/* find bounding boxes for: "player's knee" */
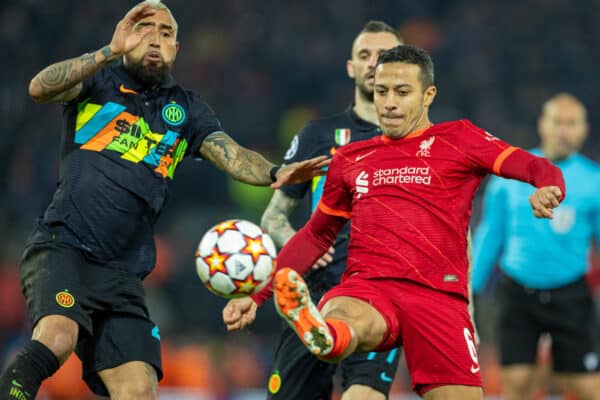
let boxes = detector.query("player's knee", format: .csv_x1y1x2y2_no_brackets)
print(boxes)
101,362,158,400
342,384,386,400
111,380,158,400
32,315,78,363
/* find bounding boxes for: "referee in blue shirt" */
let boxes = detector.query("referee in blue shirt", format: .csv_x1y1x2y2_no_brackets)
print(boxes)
473,93,600,400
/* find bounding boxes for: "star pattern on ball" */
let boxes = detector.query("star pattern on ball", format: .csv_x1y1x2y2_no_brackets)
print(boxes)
242,237,269,263
203,249,228,274
214,220,238,235
234,275,259,294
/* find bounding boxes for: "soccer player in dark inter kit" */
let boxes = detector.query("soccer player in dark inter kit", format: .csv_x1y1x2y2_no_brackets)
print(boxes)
0,2,328,399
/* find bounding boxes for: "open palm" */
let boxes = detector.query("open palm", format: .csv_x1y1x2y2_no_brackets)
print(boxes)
109,4,157,55
271,156,330,189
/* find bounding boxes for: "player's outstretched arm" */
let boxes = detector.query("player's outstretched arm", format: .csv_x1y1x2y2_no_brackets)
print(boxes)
495,149,565,219
29,3,156,103
250,207,346,309
199,132,329,186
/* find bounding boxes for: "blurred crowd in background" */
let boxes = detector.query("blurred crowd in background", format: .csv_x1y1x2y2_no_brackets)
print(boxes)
0,0,599,398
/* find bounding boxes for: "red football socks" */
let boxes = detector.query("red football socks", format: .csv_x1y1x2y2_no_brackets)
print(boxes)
323,318,353,359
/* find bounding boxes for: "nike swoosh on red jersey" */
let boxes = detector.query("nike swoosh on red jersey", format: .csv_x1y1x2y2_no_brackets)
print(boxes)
355,150,376,162
470,364,480,374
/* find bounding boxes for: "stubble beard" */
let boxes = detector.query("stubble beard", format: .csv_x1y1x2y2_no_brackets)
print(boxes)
357,81,374,102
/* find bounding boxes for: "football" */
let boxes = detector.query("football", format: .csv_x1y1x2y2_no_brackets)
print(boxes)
195,219,277,298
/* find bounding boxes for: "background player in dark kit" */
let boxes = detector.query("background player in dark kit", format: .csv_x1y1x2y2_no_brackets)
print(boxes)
0,2,327,399
259,21,402,400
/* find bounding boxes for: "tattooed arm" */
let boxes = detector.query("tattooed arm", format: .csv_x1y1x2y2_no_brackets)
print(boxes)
28,4,157,103
200,132,276,185
261,190,299,247
199,132,330,187
29,47,116,103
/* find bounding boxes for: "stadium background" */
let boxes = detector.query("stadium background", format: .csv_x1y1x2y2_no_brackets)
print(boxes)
0,0,599,398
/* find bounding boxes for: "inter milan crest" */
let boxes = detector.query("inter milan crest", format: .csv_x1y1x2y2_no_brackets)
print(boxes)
162,102,186,126
335,128,351,146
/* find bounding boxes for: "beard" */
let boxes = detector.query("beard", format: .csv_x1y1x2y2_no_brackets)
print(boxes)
357,81,374,102
124,57,171,88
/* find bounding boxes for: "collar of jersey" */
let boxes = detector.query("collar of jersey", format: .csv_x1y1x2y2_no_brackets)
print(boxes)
381,123,434,143
345,105,379,131
111,61,177,91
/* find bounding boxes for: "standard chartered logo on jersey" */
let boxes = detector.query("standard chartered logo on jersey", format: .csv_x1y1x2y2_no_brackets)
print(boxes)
373,166,432,185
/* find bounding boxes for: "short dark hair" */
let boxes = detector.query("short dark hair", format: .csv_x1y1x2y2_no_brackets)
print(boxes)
377,45,435,88
359,20,403,43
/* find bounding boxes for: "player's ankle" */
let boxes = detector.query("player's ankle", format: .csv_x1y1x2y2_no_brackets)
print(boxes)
0,340,60,399
322,318,355,360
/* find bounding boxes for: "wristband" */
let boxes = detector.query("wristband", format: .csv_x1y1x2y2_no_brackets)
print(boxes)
270,165,281,183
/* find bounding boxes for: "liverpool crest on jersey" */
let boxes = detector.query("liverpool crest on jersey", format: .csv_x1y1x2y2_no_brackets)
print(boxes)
417,136,435,157
335,129,351,146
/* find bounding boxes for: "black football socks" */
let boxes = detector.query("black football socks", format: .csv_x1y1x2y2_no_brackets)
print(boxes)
0,340,60,400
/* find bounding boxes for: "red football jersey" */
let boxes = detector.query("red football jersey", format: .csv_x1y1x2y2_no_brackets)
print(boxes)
318,119,519,299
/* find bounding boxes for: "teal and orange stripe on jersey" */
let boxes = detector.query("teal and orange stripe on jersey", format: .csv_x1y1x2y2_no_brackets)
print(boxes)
74,101,188,178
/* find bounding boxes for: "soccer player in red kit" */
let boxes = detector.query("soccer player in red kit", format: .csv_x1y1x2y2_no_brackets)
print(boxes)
223,45,565,399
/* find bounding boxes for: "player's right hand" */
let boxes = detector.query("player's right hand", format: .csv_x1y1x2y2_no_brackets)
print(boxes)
222,297,257,331
109,3,157,56
529,186,562,219
312,246,335,270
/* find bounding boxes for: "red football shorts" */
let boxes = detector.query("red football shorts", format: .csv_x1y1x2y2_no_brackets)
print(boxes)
318,275,482,395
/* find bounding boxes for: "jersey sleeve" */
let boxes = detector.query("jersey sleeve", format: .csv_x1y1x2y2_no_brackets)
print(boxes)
280,122,322,199
317,151,352,218
66,68,106,105
472,176,507,294
186,93,223,158
457,120,516,174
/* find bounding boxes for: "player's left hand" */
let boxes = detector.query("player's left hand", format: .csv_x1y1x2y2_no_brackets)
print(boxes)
271,156,330,189
222,297,257,331
529,186,562,219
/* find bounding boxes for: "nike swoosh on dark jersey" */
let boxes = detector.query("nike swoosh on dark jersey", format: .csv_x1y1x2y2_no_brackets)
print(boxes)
119,84,138,95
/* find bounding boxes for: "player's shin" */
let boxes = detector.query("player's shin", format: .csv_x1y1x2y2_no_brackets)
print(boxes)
0,340,60,400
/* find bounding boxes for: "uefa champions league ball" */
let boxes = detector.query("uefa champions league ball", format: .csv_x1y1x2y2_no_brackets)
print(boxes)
195,219,277,298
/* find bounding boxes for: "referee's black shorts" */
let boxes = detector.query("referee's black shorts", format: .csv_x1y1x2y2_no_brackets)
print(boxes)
498,274,599,373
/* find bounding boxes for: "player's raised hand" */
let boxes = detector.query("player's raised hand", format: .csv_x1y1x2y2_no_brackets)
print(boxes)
222,297,258,331
109,3,157,56
529,186,563,219
312,246,335,270
271,156,330,189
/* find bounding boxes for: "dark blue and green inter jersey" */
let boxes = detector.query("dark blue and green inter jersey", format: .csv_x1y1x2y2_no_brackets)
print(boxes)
32,62,221,277
280,107,380,294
